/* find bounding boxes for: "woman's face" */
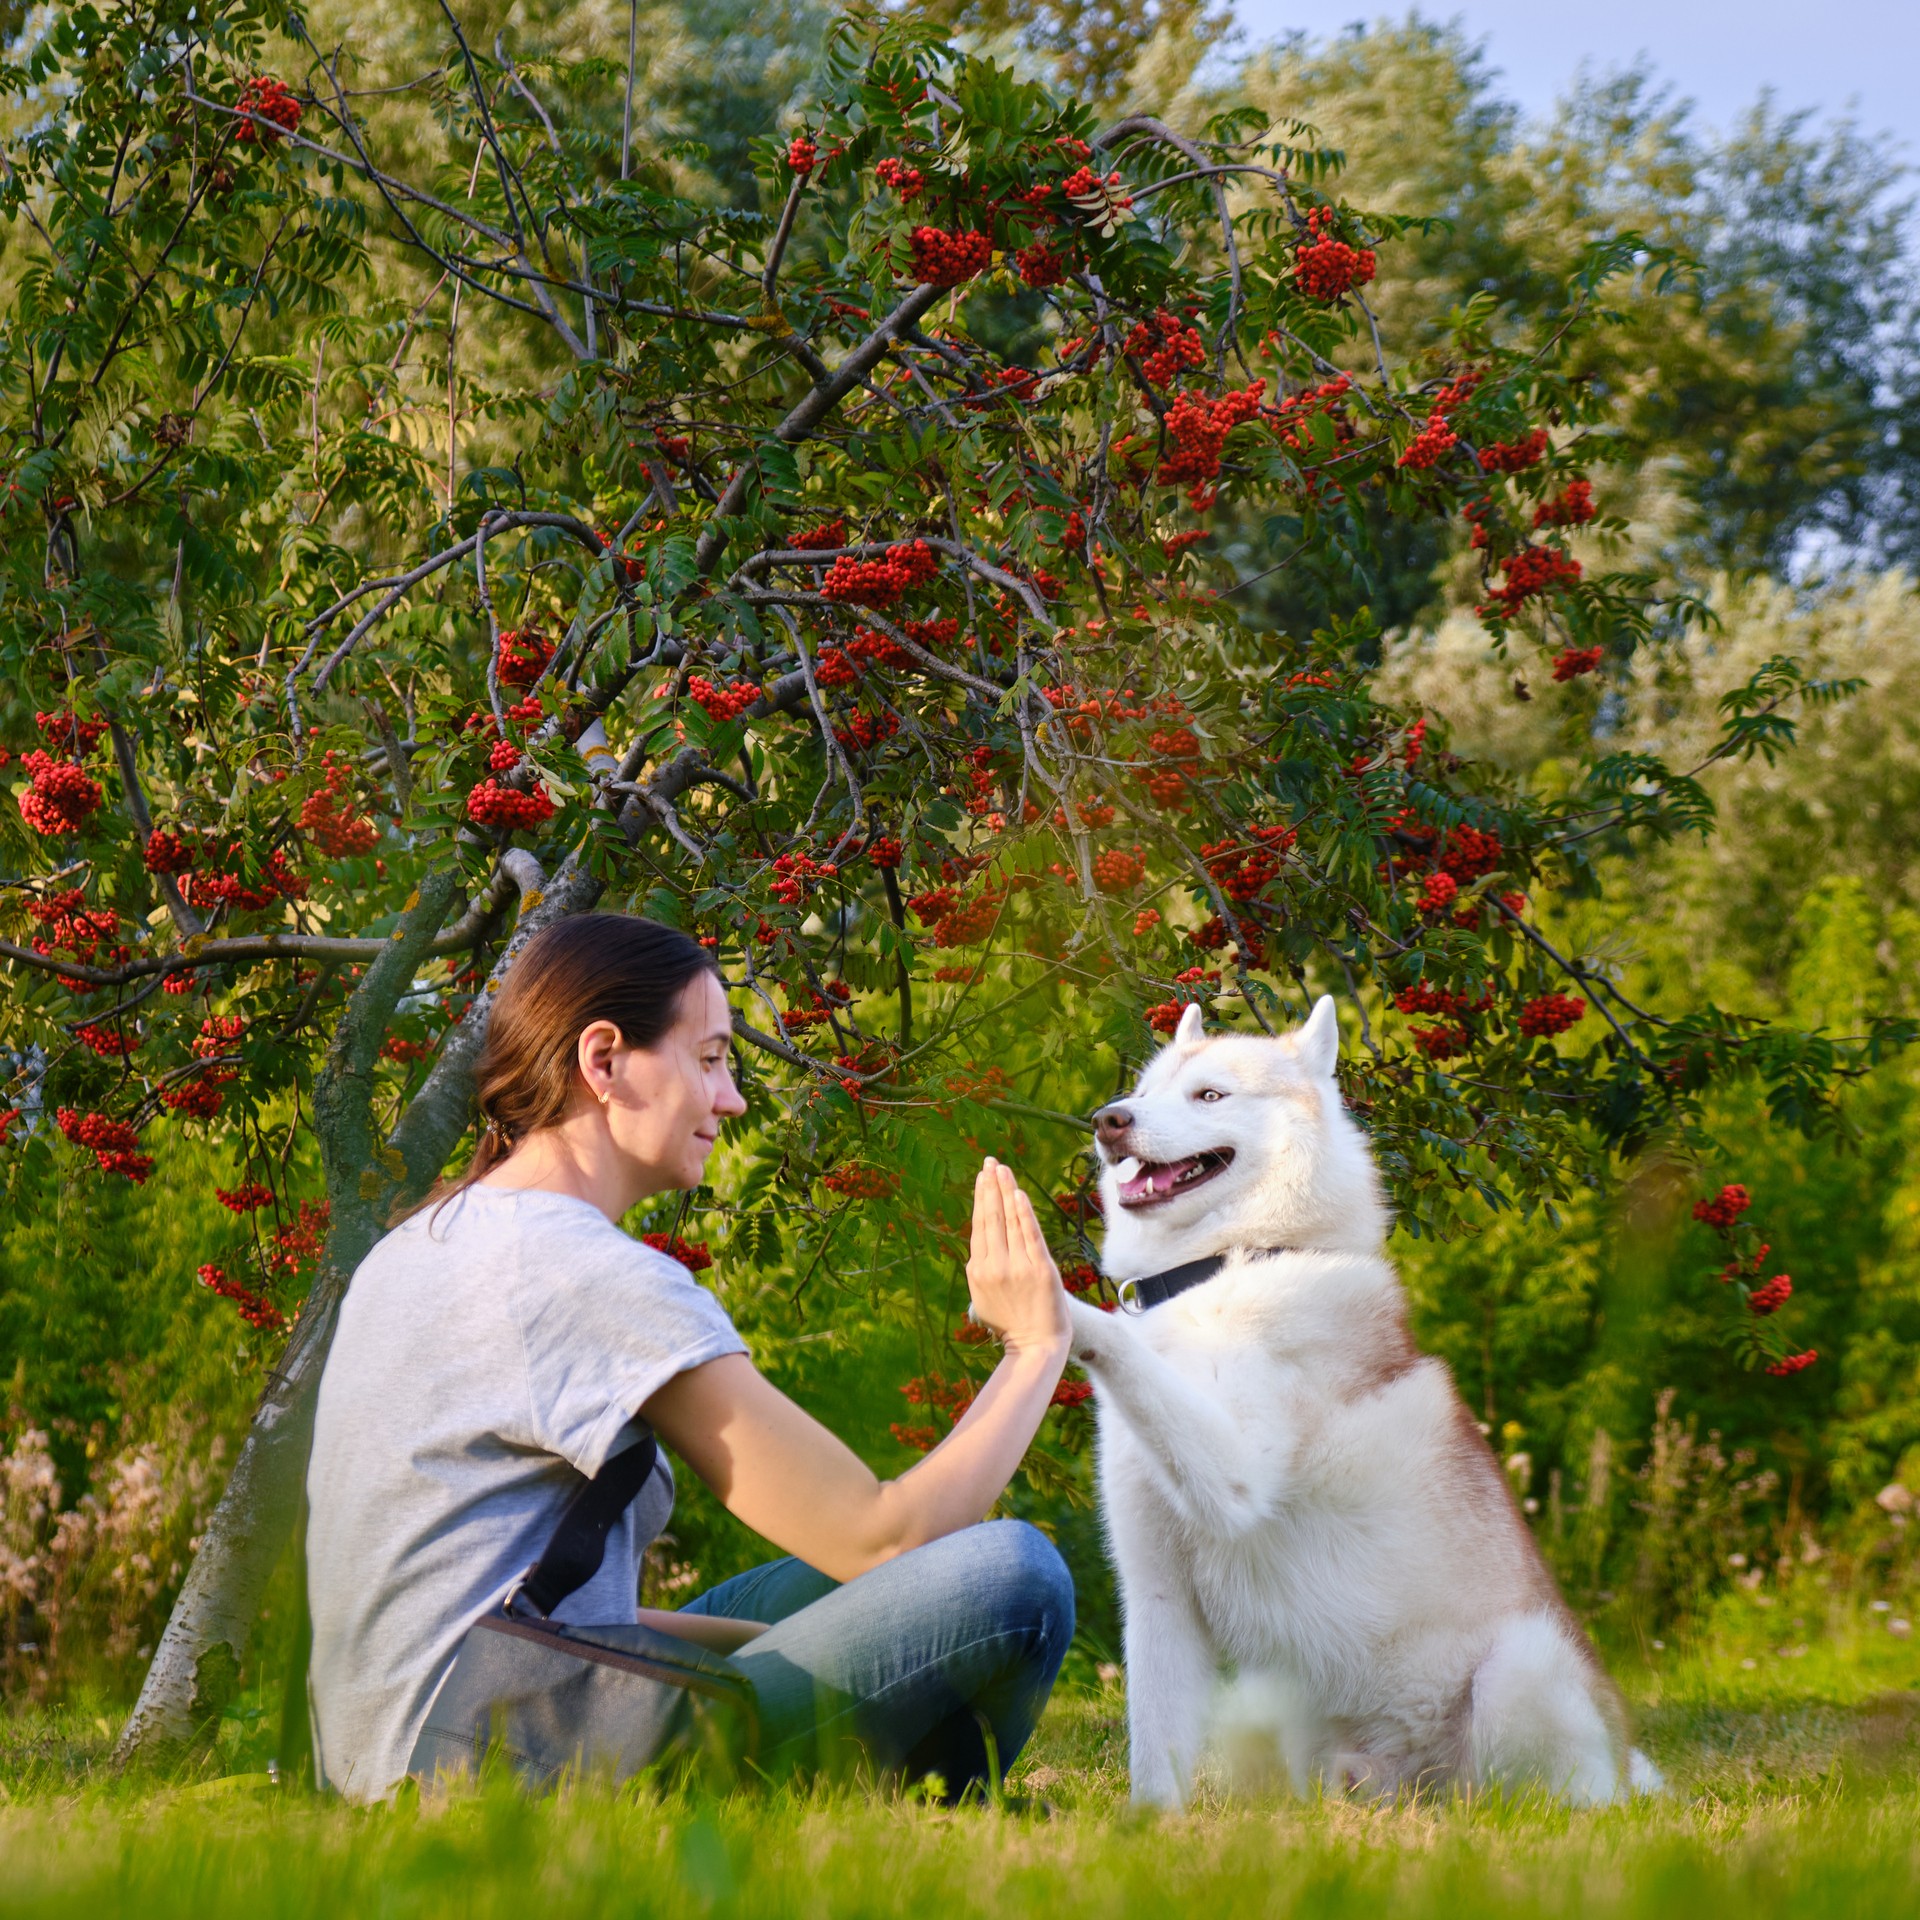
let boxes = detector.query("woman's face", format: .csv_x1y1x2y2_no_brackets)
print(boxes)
593,973,747,1194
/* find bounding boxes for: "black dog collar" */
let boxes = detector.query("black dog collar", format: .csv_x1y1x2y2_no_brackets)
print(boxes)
1120,1247,1296,1312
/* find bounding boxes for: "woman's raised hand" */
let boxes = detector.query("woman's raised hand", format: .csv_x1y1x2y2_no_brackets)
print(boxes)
966,1158,1071,1356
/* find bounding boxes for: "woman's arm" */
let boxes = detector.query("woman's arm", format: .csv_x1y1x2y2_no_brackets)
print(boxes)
640,1159,1070,1584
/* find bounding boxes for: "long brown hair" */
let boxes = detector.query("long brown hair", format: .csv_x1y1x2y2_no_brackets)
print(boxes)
409,913,719,1222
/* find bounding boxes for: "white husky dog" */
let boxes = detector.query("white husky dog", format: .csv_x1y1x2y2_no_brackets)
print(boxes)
1066,996,1659,1807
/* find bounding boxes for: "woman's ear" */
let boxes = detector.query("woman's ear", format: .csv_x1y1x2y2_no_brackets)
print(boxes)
576,1019,623,1107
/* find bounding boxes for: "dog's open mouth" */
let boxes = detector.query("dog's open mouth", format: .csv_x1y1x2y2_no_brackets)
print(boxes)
1113,1148,1235,1209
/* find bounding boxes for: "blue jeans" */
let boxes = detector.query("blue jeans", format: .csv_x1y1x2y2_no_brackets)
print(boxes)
677,1519,1074,1793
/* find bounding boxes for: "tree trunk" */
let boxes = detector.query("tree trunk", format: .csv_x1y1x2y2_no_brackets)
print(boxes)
115,860,602,1762
115,873,459,1761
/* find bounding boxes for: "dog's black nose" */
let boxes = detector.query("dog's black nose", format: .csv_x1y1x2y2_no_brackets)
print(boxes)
1092,1104,1133,1144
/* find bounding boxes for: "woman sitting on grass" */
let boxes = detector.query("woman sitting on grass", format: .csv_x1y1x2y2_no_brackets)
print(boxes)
305,913,1075,1802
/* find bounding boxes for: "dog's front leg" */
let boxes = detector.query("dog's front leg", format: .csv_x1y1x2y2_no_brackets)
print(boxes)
1120,1576,1215,1808
1068,1298,1284,1535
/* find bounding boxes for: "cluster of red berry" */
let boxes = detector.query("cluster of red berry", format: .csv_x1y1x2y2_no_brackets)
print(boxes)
786,134,817,174
381,1035,434,1064
1412,1021,1472,1060
1477,429,1550,473
1748,1274,1793,1316
217,1182,275,1214
865,835,904,869
1417,871,1461,914
818,539,939,607
1397,413,1459,471
823,1164,898,1199
768,850,839,906
847,626,911,670
1157,381,1265,488
1144,1002,1185,1034
832,709,900,754
57,1107,152,1182
1440,824,1504,882
1393,981,1487,1018
1090,848,1145,893
235,75,303,146
641,1232,713,1271
1200,825,1293,903
22,898,117,985
162,1077,224,1119
1015,242,1066,288
1125,311,1207,388
466,777,557,830
1517,992,1588,1038
1481,545,1582,619
197,1263,285,1331
1076,797,1116,828
1051,1379,1094,1409
72,1021,136,1058
1693,1184,1750,1230
908,225,992,287
144,827,193,874
264,1199,330,1276
488,740,524,772
182,848,306,912
1293,207,1376,300
928,889,1002,946
36,710,109,753
19,751,104,835
686,675,763,721
1552,645,1604,682
814,645,857,688
874,156,924,201
497,627,554,687
1132,907,1161,936
1534,479,1596,528
195,1014,244,1057
1162,529,1207,560
901,614,962,649
1767,1348,1818,1377
943,1064,1012,1104
791,514,847,550
298,751,378,857
1269,375,1353,455
1059,164,1134,215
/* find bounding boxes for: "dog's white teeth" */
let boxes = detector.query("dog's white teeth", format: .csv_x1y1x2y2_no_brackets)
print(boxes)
1114,1157,1142,1183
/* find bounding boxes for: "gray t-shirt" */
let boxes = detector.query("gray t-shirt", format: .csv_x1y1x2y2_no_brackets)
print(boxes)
305,1184,746,1800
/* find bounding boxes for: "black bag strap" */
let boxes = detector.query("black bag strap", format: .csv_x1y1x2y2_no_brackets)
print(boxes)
510,1429,659,1620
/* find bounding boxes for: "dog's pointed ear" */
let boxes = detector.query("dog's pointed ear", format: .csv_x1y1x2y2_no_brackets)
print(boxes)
1174,1002,1206,1047
1295,995,1339,1076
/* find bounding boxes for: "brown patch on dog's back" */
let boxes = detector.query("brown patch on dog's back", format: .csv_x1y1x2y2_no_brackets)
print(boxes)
1433,1392,1631,1753
1340,1291,1421,1401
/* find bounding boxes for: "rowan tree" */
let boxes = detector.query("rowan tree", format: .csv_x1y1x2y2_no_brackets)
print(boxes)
0,1,1902,1754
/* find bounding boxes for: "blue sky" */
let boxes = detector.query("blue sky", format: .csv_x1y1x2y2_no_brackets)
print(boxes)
1231,3,1920,162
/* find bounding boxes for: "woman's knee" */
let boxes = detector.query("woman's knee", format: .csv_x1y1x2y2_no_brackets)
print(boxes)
967,1519,1075,1651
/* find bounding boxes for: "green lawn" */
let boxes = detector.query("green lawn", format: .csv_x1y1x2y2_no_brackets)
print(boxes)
4,1618,1918,1919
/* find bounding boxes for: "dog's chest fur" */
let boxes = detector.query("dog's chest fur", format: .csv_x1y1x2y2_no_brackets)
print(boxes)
1092,1252,1549,1744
